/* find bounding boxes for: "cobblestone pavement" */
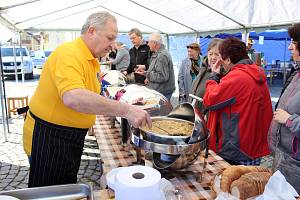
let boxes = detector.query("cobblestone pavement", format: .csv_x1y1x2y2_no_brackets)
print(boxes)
0,116,102,191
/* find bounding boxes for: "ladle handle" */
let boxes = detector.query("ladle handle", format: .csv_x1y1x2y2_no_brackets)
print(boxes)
189,94,203,107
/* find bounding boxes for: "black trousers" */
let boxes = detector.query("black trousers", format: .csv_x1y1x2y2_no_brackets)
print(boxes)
28,111,88,187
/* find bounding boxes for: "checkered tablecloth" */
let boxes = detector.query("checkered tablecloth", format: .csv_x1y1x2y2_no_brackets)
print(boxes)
94,115,230,200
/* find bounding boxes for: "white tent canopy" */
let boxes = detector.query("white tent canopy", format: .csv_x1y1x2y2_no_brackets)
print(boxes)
1,0,300,35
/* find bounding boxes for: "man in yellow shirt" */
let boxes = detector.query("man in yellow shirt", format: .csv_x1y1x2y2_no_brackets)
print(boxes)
23,11,151,187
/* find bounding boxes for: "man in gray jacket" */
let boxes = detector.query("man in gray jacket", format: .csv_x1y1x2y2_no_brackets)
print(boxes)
109,41,130,72
136,32,175,100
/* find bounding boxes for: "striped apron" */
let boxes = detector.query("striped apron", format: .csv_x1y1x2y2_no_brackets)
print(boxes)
28,111,88,187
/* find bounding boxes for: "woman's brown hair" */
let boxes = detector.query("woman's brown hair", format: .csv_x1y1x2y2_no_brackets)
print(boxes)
288,23,300,52
219,37,249,64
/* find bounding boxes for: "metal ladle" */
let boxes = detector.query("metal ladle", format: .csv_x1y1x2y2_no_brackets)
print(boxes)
168,94,204,144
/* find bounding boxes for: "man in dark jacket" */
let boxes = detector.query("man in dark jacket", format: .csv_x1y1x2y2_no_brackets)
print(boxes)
123,28,151,84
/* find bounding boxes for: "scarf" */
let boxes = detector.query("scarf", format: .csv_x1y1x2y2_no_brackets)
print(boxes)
190,58,201,79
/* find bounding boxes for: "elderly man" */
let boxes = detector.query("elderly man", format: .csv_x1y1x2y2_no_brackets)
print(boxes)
23,12,151,187
108,41,130,72
136,32,175,100
123,28,150,84
178,42,202,102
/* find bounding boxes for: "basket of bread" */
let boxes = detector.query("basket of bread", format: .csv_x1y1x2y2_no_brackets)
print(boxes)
212,165,272,200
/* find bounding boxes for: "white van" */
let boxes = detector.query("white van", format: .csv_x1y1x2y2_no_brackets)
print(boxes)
1,46,34,79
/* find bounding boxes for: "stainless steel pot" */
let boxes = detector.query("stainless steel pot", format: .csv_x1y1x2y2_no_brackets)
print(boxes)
131,132,209,170
132,99,210,170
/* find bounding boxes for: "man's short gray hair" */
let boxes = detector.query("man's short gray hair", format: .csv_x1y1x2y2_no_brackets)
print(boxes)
81,11,117,34
149,32,162,44
128,28,143,37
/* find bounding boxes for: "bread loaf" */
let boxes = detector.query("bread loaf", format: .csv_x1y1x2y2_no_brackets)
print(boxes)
230,172,272,199
220,165,270,192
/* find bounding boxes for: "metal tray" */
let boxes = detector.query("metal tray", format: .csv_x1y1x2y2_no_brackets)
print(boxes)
0,183,93,200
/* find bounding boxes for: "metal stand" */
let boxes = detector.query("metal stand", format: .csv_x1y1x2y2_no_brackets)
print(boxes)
132,132,208,181
197,141,209,182
132,128,142,164
132,133,209,180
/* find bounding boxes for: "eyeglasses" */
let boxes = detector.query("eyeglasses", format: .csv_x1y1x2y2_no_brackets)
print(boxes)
186,46,199,50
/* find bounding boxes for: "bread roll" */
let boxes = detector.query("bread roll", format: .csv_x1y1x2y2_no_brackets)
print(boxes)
220,165,270,192
230,172,272,199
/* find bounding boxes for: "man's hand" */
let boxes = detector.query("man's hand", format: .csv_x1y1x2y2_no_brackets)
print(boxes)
136,65,146,72
122,71,128,75
211,59,223,74
144,78,149,85
125,105,152,128
273,108,291,124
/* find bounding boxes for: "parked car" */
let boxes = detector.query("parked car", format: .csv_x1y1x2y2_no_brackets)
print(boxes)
32,50,52,68
1,46,34,79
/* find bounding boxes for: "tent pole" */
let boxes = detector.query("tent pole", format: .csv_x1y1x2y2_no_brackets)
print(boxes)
283,36,287,84
19,32,25,83
13,39,19,83
0,0,41,11
242,29,249,44
0,42,8,141
166,34,170,51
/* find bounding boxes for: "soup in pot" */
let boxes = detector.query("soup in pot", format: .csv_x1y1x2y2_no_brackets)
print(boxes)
141,119,193,136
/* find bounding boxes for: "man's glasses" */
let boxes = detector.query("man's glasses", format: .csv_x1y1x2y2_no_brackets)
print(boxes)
186,46,198,50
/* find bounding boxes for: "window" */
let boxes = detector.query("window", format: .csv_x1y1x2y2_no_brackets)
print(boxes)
1,47,28,57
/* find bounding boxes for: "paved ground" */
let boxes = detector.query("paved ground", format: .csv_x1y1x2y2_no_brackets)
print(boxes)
0,70,283,192
0,117,102,191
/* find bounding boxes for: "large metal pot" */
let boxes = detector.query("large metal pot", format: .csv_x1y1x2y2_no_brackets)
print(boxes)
132,100,210,170
132,133,208,170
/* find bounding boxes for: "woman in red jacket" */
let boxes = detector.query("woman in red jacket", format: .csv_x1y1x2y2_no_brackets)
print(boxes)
203,37,273,165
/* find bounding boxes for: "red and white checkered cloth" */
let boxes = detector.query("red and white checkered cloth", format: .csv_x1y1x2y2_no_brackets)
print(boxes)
94,115,230,200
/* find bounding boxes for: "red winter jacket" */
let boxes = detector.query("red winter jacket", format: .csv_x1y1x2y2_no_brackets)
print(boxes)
203,61,272,161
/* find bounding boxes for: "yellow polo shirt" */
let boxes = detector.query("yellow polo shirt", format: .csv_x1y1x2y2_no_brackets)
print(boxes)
23,37,100,155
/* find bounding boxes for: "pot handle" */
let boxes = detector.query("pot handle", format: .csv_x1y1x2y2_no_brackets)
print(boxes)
188,94,203,107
